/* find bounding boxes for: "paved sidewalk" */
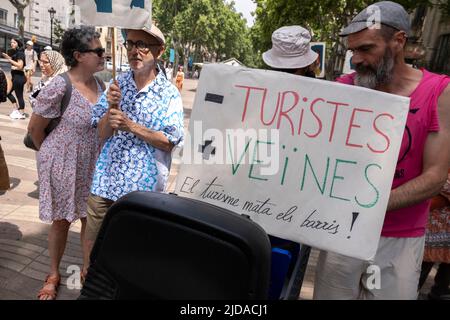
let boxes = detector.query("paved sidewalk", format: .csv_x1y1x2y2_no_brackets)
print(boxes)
0,78,197,300
0,76,435,300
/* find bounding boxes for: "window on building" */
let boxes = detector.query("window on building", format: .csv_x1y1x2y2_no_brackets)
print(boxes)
14,14,18,28
433,34,450,75
0,9,7,25
0,37,6,52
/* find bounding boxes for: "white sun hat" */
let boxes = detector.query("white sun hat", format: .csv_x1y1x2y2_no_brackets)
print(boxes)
262,26,318,69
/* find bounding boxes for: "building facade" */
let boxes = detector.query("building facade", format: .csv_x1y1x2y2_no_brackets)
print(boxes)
402,2,450,75
0,0,71,52
420,4,450,74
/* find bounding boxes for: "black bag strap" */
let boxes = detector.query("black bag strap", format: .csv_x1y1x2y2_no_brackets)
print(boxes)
59,72,72,115
44,72,72,134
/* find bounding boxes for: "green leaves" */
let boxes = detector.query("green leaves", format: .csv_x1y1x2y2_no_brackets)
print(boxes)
251,0,447,78
153,0,256,67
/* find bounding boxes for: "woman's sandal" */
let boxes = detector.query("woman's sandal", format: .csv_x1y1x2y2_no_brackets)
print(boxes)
37,274,60,300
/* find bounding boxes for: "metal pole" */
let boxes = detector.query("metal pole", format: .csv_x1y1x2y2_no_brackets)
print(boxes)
50,18,53,47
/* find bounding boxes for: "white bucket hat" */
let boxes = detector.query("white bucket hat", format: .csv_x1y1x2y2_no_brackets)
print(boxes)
262,26,318,69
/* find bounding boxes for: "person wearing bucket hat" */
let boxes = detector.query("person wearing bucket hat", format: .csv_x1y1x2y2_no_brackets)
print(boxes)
24,40,38,92
84,23,184,277
262,26,319,77
313,1,450,300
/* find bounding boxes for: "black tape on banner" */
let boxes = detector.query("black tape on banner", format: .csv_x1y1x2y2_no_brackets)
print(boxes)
205,93,224,104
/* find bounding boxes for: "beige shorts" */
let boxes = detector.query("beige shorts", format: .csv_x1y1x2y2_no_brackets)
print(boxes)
86,194,114,242
313,236,425,300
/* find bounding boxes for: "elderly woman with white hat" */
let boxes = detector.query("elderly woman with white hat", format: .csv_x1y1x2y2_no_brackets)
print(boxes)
262,25,319,77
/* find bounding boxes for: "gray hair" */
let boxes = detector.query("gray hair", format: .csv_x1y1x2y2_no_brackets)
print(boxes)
61,26,100,67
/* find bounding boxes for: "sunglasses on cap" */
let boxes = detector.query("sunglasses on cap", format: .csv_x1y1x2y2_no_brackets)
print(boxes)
78,47,105,57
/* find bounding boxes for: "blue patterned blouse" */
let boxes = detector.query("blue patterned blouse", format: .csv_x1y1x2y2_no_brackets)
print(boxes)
91,71,184,201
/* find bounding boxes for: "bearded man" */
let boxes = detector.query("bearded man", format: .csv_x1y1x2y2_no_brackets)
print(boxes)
313,1,450,299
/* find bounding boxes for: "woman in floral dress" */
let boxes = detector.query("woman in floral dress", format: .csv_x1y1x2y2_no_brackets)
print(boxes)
27,26,105,300
419,169,450,299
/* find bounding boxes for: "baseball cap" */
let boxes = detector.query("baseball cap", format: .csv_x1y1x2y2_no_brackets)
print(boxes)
340,1,411,37
142,24,165,45
262,26,319,69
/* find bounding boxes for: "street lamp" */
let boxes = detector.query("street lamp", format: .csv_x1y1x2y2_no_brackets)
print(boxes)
48,7,56,48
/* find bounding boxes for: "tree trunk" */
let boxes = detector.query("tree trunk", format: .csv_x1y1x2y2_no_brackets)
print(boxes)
183,42,190,76
17,9,25,45
9,1,30,45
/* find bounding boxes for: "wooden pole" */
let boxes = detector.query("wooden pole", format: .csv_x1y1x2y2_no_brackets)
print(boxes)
112,27,116,80
111,27,117,136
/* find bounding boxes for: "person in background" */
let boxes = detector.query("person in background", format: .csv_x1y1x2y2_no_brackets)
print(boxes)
0,138,9,192
418,169,450,300
29,50,68,106
0,67,8,104
28,26,105,300
262,25,319,78
261,25,319,298
166,62,173,82
2,38,26,119
175,65,184,91
24,40,38,93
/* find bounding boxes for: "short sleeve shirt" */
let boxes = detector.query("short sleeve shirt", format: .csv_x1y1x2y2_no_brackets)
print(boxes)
91,71,184,201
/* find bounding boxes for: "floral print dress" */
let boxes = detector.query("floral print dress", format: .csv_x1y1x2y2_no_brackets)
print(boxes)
34,75,102,223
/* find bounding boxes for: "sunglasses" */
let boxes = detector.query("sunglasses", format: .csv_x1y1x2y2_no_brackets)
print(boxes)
124,40,160,52
79,47,105,57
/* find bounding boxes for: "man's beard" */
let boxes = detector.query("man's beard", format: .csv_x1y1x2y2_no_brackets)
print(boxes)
354,48,394,89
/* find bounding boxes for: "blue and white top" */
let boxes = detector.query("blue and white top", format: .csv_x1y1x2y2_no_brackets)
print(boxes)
91,71,184,201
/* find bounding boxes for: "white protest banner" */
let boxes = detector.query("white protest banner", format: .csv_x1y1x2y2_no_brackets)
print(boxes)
175,64,410,261
74,0,152,29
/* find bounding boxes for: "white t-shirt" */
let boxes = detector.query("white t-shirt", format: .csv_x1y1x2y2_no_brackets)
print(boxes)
24,48,38,71
166,68,173,81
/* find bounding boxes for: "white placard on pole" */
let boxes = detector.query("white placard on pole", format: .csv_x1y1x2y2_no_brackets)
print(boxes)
175,64,410,261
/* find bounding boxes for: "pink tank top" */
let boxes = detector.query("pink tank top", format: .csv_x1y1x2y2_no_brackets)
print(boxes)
337,69,450,237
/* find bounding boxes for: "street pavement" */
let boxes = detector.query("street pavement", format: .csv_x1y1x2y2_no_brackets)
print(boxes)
0,75,435,300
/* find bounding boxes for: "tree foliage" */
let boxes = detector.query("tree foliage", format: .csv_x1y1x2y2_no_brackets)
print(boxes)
153,0,256,67
53,19,65,47
251,0,449,78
